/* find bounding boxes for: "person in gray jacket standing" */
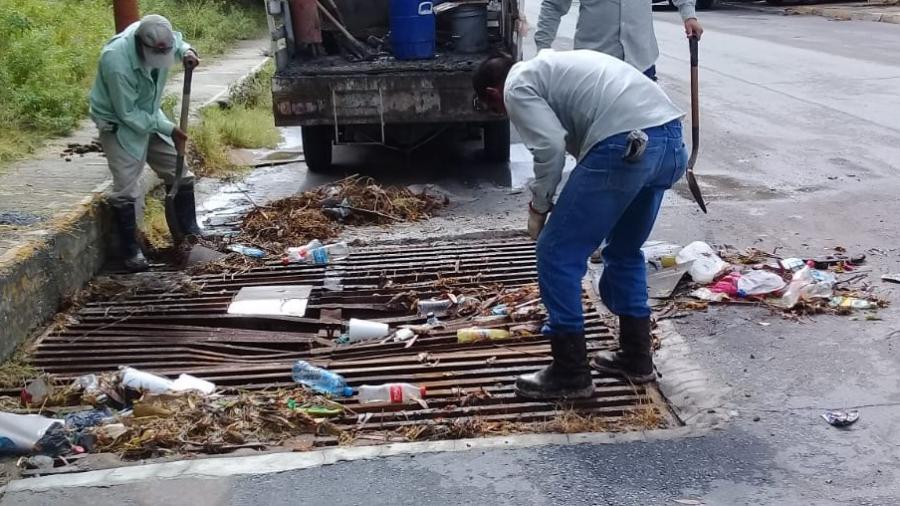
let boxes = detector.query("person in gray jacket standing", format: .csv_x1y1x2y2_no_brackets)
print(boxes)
535,0,703,81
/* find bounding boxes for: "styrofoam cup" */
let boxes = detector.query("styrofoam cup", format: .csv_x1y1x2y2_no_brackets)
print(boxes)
348,318,390,342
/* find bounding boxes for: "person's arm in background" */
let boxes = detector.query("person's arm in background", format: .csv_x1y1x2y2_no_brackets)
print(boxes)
671,0,703,38
535,0,573,50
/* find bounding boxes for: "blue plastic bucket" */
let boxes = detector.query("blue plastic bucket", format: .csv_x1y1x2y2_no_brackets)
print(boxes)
390,0,435,60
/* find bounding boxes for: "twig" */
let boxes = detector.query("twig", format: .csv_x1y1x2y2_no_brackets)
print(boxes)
342,205,402,222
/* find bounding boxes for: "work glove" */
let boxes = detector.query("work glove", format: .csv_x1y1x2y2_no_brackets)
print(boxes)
527,203,548,241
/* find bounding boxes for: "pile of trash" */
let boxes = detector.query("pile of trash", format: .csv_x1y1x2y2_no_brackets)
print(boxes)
239,175,448,250
639,241,888,316
3,367,345,466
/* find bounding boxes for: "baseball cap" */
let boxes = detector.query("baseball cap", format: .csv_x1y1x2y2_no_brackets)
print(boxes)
135,14,176,69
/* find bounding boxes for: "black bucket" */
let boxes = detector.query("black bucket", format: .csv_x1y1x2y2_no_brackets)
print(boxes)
450,4,488,53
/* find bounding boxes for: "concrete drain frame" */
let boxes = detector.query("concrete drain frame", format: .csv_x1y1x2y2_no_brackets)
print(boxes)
28,237,681,450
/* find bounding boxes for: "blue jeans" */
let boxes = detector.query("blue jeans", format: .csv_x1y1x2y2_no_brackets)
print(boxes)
536,119,687,336
643,65,658,82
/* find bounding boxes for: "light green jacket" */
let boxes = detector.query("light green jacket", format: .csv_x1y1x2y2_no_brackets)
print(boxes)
89,21,191,161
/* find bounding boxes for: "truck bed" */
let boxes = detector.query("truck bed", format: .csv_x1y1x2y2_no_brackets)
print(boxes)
278,52,489,77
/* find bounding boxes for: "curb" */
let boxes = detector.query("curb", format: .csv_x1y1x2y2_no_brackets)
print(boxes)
0,57,271,359
2,426,705,494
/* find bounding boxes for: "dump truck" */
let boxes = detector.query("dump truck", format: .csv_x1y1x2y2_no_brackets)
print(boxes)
264,0,523,172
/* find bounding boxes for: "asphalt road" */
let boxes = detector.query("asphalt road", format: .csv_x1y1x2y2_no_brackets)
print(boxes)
7,3,900,505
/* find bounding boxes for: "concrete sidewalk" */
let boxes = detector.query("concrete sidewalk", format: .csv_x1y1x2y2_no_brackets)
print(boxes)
0,37,270,358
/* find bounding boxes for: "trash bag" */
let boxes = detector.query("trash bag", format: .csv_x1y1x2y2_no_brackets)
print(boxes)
0,413,64,455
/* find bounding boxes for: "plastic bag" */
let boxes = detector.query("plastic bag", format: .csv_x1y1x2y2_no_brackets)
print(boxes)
779,266,836,308
710,272,741,296
737,270,787,296
0,413,63,455
676,241,728,284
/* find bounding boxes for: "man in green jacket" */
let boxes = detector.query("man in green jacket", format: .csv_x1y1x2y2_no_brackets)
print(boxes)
90,14,201,272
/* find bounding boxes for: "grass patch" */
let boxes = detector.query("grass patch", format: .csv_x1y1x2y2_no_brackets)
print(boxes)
142,193,173,250
161,92,179,123
0,0,266,165
0,346,38,389
188,61,280,177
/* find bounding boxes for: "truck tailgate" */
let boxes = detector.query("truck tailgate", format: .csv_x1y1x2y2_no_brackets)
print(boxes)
272,54,498,126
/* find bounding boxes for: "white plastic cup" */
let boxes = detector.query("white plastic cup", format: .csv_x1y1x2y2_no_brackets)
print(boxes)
348,318,390,342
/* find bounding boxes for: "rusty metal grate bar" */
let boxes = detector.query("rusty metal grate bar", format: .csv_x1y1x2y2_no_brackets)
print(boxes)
32,238,672,445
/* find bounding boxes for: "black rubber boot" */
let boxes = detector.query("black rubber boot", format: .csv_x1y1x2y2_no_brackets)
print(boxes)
112,203,149,273
169,184,205,238
591,316,656,384
515,333,594,399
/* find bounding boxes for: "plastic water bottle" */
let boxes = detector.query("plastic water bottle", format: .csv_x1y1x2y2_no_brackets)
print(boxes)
284,239,323,264
308,242,350,265
457,327,511,344
228,244,265,258
291,360,353,397
358,383,426,404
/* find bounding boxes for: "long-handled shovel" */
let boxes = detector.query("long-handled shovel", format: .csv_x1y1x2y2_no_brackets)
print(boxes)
165,65,224,267
686,36,707,214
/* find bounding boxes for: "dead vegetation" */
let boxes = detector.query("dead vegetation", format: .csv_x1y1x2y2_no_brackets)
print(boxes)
93,389,342,458
239,175,447,250
0,347,39,389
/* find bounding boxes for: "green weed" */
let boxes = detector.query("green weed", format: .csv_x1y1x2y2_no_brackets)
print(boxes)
0,0,266,165
188,61,279,177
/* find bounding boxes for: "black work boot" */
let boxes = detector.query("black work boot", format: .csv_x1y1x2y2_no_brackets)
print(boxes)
169,184,205,238
112,203,149,273
591,316,656,384
515,333,594,399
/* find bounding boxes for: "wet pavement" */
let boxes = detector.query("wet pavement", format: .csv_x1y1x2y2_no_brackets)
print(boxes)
7,3,900,505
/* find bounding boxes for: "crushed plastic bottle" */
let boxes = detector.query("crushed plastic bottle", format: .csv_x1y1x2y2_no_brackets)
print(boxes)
357,383,426,404
291,360,353,397
676,241,728,284
736,270,786,296
283,239,323,264
307,242,350,265
829,296,877,310
457,328,511,344
228,244,266,258
417,298,453,317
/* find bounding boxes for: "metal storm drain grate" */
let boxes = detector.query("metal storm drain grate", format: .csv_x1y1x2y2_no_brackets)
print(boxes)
34,238,675,447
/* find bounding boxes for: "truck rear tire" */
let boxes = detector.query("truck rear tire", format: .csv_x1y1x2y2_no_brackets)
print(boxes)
483,120,510,163
301,126,334,173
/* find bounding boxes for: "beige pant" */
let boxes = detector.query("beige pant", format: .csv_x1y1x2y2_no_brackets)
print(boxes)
100,131,195,207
